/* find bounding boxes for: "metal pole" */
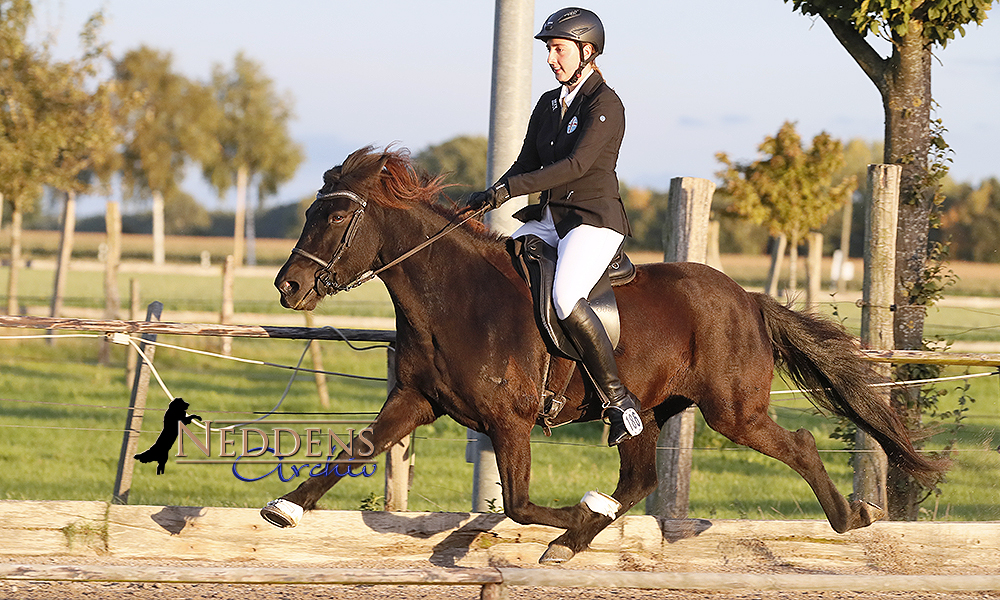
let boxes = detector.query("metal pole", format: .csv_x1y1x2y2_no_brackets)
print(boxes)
469,429,501,512
384,347,412,511
469,0,534,513
484,0,535,235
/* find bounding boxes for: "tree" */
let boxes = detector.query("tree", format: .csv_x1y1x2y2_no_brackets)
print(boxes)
0,0,117,315
717,121,854,294
785,0,997,519
115,46,220,265
203,52,302,266
414,136,489,205
1,0,43,314
940,178,1000,262
44,12,122,324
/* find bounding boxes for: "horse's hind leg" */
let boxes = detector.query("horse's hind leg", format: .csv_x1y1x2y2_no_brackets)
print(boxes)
703,396,883,534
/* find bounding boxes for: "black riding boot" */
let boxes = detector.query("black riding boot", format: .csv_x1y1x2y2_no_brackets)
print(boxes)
559,298,643,446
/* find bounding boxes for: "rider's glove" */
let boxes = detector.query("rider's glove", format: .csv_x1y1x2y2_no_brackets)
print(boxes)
468,181,510,210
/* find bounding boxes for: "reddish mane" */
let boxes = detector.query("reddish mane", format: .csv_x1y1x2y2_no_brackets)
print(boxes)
320,145,493,237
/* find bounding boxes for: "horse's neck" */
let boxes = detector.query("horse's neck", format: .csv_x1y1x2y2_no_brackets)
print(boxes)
376,206,518,317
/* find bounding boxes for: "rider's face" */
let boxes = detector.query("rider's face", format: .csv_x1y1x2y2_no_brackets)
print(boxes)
546,39,591,85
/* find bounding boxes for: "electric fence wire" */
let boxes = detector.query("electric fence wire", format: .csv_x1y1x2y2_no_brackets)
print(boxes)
1,331,998,455
0,329,384,436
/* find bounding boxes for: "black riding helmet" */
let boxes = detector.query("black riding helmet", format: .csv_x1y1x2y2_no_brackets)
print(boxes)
535,7,605,86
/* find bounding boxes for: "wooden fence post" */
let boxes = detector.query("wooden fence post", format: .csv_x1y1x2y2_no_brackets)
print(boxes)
806,232,823,306
220,255,235,356
647,177,714,519
303,311,330,409
384,346,412,511
125,280,141,387
112,301,163,505
856,164,899,508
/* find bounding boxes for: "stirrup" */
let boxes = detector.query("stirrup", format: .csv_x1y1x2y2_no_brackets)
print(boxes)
604,395,643,446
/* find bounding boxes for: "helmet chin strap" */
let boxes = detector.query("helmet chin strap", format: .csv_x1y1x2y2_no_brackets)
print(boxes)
561,42,594,87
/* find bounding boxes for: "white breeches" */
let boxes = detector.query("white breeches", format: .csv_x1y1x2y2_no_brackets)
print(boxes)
513,207,625,320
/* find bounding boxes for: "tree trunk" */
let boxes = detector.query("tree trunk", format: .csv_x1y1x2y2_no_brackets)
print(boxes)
6,207,23,316
788,232,800,297
766,234,787,297
838,195,854,293
819,13,939,522
152,190,166,266
884,20,933,522
233,165,248,266
47,191,77,343
246,178,257,267
99,200,123,365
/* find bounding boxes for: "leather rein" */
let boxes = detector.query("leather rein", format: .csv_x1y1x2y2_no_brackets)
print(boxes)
291,189,488,296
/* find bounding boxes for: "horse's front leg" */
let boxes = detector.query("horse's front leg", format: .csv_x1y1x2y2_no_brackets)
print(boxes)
260,386,436,527
539,410,660,563
488,422,594,534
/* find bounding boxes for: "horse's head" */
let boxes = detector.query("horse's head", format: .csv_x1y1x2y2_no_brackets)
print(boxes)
274,148,391,310
275,146,448,311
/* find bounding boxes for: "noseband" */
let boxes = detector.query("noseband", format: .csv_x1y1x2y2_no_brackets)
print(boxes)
290,189,488,297
291,190,373,295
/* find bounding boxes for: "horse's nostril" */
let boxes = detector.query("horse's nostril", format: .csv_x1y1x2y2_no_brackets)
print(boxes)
279,280,299,296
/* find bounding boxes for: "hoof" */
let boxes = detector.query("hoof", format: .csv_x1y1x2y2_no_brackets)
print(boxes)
260,499,303,528
539,543,575,565
861,500,886,525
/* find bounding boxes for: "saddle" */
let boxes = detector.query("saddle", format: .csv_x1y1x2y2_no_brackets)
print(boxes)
506,235,636,433
507,236,634,361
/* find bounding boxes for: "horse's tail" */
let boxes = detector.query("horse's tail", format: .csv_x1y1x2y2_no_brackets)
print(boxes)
752,292,949,487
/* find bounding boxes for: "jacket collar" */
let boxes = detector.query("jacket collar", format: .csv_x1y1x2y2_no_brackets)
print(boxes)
555,71,604,124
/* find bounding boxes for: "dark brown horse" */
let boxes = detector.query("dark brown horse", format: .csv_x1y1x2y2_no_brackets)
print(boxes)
266,146,946,564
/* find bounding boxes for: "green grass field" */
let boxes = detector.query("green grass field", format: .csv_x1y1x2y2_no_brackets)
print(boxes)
1,240,999,520
1,332,997,521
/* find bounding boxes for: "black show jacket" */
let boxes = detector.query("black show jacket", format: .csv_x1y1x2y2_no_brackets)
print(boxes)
501,72,630,238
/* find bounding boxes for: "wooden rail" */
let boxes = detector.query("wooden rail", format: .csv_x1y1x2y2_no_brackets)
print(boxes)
3,564,1000,594
860,348,1000,367
0,564,501,585
6,315,1000,366
0,315,396,342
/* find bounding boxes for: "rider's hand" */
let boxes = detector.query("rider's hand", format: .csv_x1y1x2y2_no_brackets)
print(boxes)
468,182,510,210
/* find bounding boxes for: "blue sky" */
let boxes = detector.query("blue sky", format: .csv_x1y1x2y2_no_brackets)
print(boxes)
36,0,1000,216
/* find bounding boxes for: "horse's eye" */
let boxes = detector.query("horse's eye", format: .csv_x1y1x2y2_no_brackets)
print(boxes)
330,214,347,225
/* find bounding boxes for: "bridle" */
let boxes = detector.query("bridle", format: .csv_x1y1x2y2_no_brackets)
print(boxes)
290,190,371,295
290,188,488,297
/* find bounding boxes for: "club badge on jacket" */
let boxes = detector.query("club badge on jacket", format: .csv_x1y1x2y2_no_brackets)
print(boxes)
567,116,578,135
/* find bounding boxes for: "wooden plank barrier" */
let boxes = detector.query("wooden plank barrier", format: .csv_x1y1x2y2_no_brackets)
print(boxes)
2,501,998,576
3,564,1000,594
0,564,502,586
